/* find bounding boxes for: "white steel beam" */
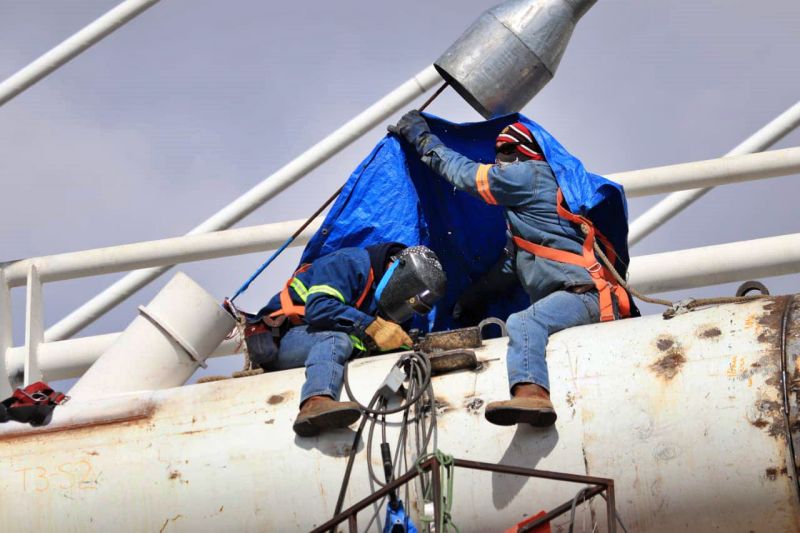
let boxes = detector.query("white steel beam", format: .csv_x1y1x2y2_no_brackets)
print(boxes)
6,335,242,383
45,65,443,341
611,146,800,198
0,272,12,396
629,101,800,245
628,232,800,294
2,218,319,288
0,0,160,107
10,231,800,382
23,265,43,387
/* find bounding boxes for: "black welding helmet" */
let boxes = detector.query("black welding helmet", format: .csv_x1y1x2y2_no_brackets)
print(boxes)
374,246,447,323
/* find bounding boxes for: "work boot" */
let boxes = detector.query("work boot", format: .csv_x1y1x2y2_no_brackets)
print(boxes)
484,384,557,427
292,395,361,437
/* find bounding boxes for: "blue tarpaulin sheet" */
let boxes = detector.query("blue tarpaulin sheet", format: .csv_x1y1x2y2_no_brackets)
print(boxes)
300,113,631,333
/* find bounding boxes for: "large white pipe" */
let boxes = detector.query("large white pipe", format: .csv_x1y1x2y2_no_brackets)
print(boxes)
44,65,443,342
10,231,800,382
2,218,318,288
611,146,800,198
0,297,796,531
628,100,800,245
0,0,160,107
68,272,236,401
628,232,800,294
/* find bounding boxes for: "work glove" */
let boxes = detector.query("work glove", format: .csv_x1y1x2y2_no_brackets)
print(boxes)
388,110,431,155
365,317,413,352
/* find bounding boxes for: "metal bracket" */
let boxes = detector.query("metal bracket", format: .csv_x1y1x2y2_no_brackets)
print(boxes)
663,298,696,319
24,264,43,386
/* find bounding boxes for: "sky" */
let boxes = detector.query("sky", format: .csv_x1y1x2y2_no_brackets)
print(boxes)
1,0,799,387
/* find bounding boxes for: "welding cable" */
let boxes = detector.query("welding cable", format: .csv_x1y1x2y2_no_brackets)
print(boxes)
336,350,437,531
567,486,591,533
342,351,433,416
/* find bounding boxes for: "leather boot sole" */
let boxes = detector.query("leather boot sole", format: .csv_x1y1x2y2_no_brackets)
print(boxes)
293,405,362,437
485,404,557,427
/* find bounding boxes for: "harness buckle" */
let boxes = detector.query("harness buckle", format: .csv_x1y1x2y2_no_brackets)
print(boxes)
587,262,603,274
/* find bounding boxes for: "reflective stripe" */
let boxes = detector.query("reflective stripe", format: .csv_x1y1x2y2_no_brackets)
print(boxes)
475,164,498,205
290,278,308,301
349,335,367,352
307,285,345,302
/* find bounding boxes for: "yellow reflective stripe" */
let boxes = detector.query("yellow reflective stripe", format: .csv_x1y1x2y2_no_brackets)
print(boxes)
290,278,309,302
307,285,345,303
349,335,367,352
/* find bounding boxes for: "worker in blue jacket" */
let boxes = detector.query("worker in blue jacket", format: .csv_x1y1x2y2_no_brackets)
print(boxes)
390,111,634,428
247,243,446,437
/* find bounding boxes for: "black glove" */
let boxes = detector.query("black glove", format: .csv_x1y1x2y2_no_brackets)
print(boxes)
453,286,489,327
388,110,431,154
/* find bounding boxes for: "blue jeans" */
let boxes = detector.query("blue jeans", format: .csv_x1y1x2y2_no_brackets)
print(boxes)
267,326,355,404
506,290,600,393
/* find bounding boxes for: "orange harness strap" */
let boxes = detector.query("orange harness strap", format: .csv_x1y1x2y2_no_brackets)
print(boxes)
269,264,375,326
270,263,312,325
511,189,631,322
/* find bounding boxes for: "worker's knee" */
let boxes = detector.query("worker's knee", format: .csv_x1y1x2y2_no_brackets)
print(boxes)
306,330,354,365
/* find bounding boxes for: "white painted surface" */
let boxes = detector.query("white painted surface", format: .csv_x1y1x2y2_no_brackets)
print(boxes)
68,272,235,401
0,298,796,532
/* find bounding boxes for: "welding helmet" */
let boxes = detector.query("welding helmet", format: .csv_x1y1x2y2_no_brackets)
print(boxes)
375,246,447,323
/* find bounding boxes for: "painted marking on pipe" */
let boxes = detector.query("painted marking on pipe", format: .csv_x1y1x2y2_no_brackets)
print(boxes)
16,459,97,493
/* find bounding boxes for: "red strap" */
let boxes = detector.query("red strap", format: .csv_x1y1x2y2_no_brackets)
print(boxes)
355,268,375,309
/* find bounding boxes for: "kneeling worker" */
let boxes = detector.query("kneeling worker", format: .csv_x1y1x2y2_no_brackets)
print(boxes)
247,243,446,437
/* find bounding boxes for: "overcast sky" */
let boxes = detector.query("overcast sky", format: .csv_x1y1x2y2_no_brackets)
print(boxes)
1,0,799,385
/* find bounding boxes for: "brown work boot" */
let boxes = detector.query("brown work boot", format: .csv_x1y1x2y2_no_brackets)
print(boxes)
292,395,361,437
484,384,557,427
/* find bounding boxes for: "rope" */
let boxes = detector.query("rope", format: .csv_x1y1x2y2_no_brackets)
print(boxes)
591,238,766,319
416,449,459,532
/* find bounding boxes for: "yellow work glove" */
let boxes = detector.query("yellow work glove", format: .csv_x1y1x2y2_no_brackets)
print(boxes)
365,317,413,351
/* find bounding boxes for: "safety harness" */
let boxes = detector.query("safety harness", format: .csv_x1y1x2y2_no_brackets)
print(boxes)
0,381,69,427
247,263,377,352
511,189,633,322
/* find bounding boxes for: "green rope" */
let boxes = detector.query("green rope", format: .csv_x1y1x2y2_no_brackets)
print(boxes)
416,449,460,532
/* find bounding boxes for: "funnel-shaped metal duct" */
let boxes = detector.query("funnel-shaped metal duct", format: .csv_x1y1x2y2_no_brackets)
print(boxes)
435,0,596,118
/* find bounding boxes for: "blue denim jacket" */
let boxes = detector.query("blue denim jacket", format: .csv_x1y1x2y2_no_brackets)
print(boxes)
420,136,593,302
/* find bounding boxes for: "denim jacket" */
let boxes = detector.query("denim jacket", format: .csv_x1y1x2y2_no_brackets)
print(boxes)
420,136,593,303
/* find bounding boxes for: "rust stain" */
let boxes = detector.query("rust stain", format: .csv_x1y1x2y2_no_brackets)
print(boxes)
159,514,184,533
85,450,99,456
264,418,275,425
168,470,181,480
464,397,484,414
700,327,721,339
750,419,769,429
649,351,686,381
565,392,576,408
656,337,675,351
267,395,284,405
0,402,156,442
765,467,788,481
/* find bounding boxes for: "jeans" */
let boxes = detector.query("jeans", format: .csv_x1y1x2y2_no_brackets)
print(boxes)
267,325,355,404
506,290,600,393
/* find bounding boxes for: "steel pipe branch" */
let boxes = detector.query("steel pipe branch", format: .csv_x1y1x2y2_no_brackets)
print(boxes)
2,218,318,288
628,232,800,294
0,0,160,107
611,146,800,198
629,101,800,245
45,66,442,341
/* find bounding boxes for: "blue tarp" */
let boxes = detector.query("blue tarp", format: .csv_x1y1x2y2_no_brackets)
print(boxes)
300,113,631,333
